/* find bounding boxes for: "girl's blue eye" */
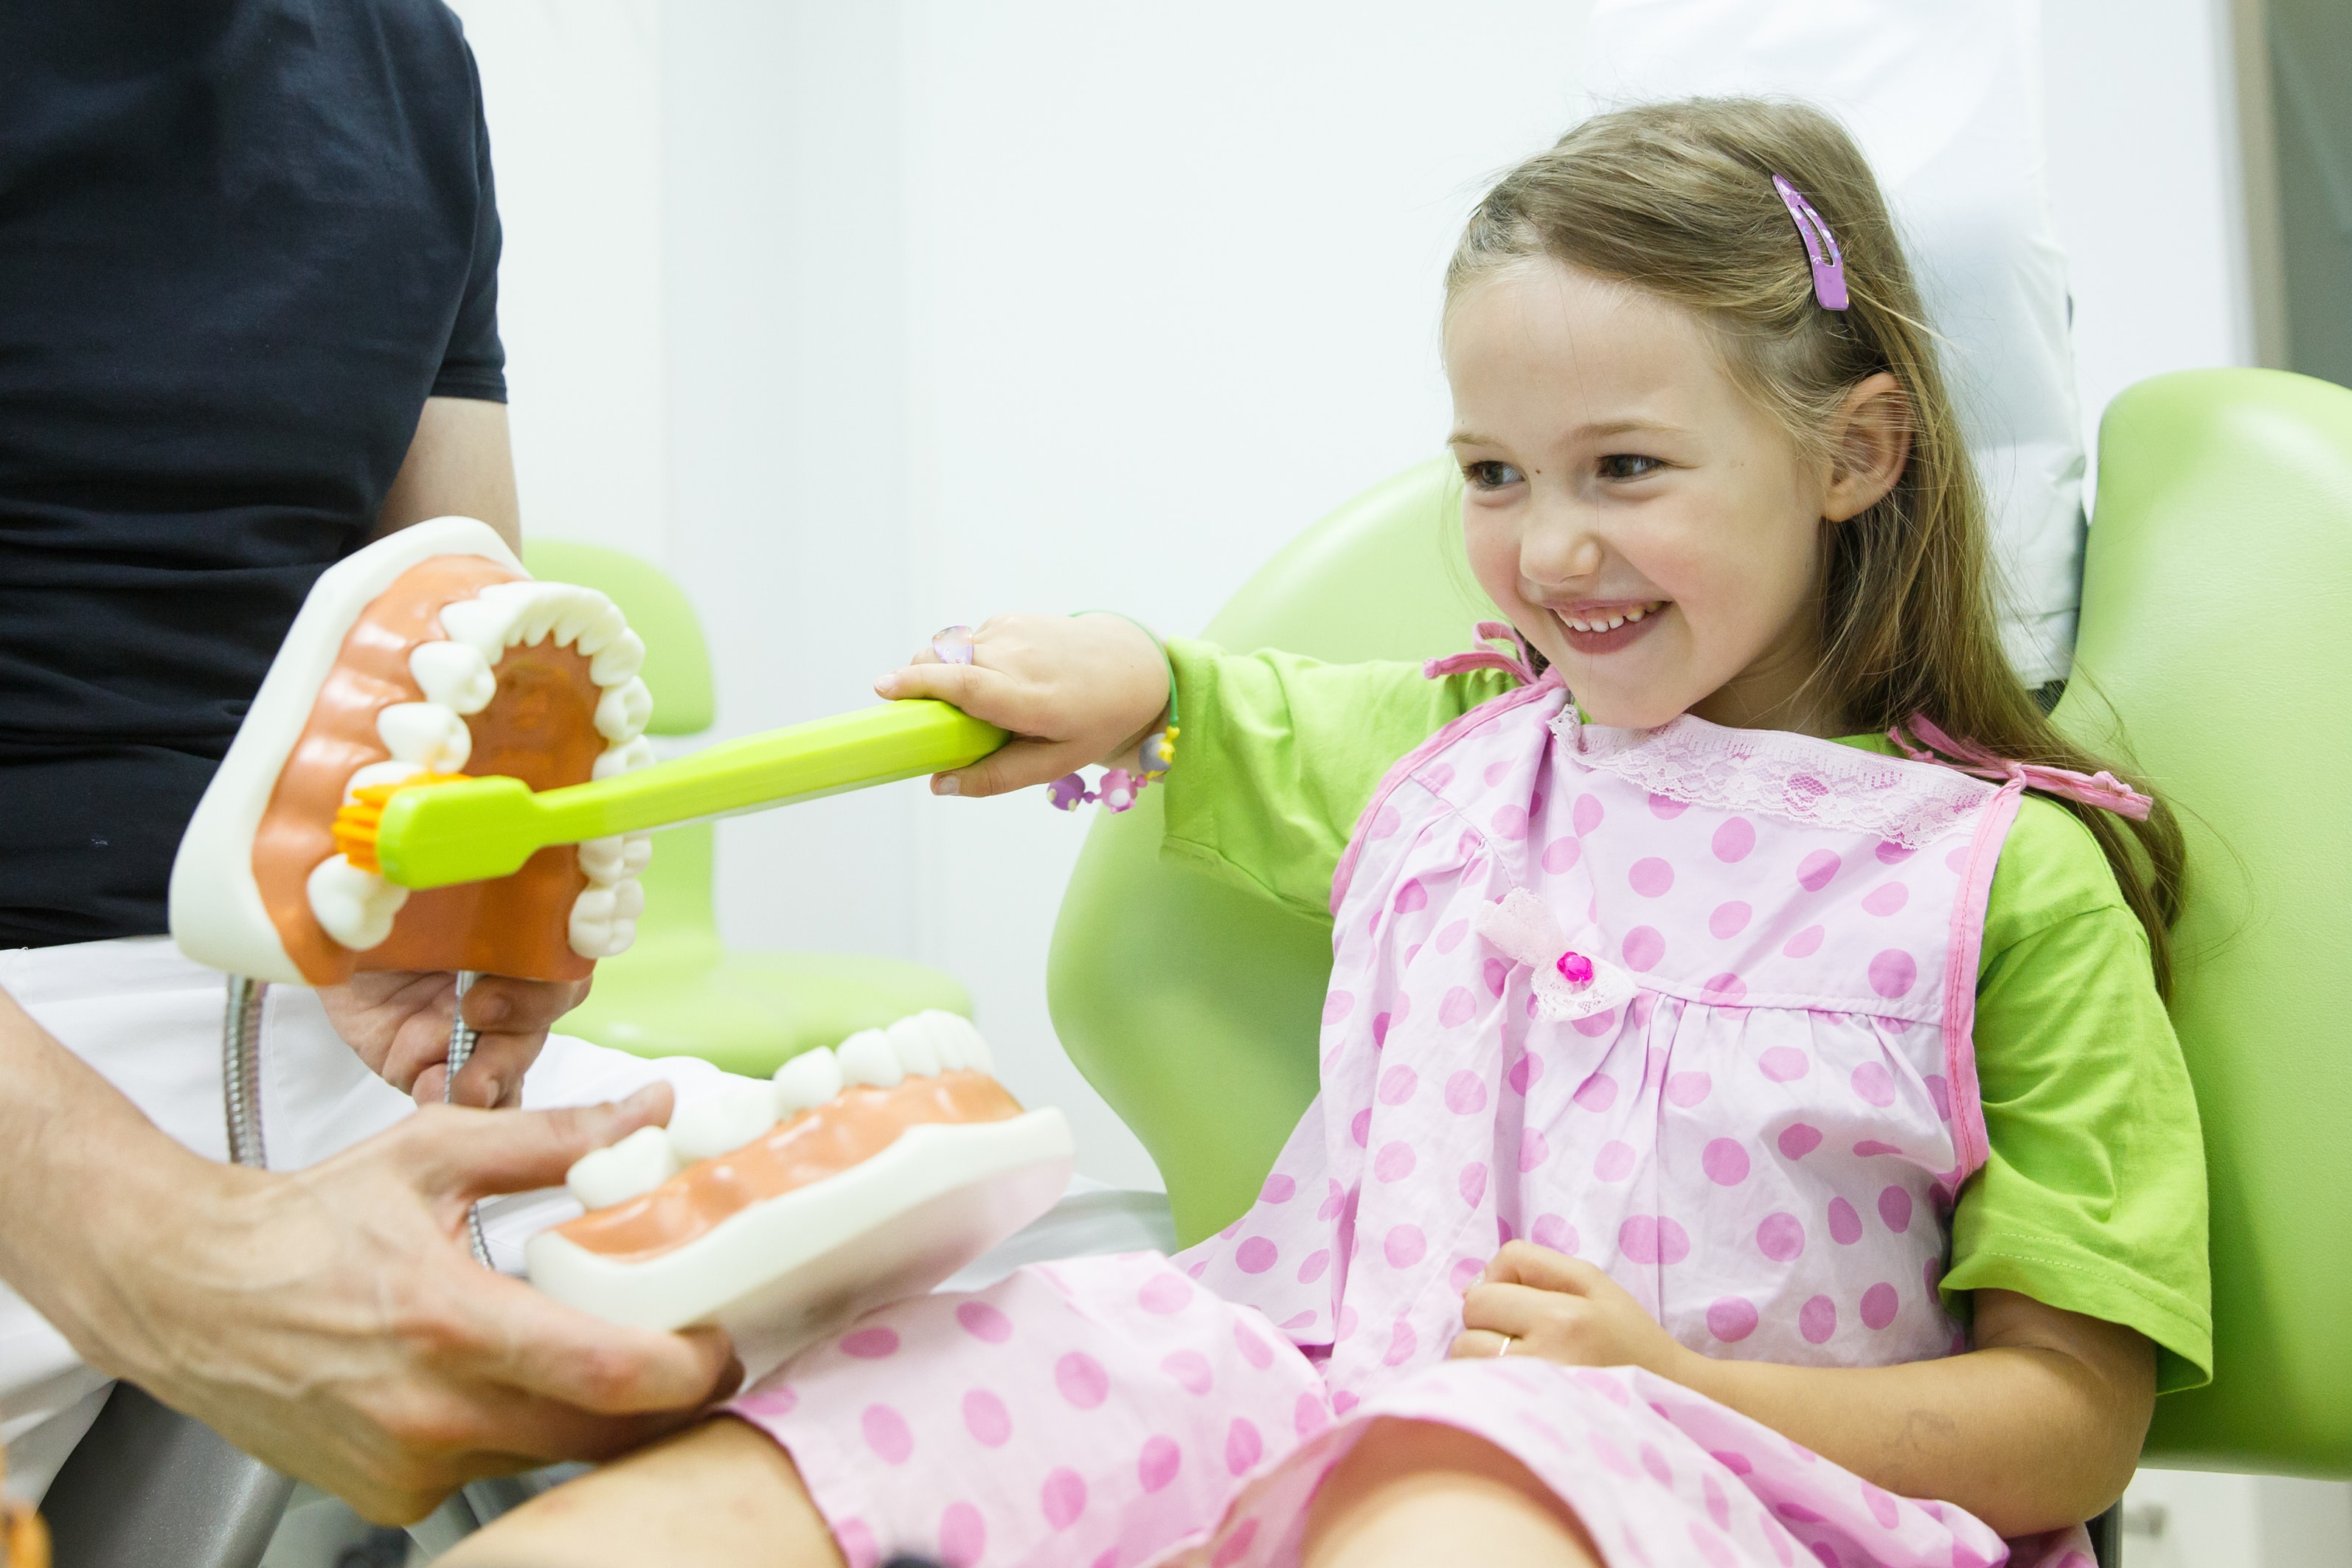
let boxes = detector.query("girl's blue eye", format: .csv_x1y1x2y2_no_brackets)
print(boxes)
1463,460,1523,490
1600,454,1662,481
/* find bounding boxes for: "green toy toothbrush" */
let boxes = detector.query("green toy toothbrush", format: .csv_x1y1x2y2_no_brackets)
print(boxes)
361,698,1007,890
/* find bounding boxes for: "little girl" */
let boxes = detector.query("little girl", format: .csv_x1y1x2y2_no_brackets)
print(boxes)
454,98,2209,1568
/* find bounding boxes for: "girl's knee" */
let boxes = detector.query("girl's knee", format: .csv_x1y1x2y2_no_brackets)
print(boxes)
1302,1418,1598,1568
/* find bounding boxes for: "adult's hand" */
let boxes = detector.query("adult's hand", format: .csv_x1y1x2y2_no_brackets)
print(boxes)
322,970,592,1108
873,611,1168,799
30,1072,736,1524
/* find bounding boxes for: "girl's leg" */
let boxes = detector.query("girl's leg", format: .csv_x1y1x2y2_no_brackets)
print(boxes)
438,1418,840,1568
1302,1418,1600,1568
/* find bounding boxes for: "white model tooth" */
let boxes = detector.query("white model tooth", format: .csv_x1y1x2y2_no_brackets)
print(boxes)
923,1012,968,1071
590,628,646,687
836,1028,903,1089
377,702,472,771
437,595,522,662
885,1013,943,1078
342,759,423,803
569,884,618,957
409,639,496,715
594,676,653,743
932,1011,993,1075
566,1125,681,1211
592,736,656,780
577,835,628,884
555,591,625,653
772,1046,844,1114
666,1082,781,1163
621,832,653,875
613,878,645,920
306,855,409,951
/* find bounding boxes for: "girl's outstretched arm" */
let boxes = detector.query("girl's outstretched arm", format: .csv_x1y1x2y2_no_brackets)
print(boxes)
1454,1243,2153,1538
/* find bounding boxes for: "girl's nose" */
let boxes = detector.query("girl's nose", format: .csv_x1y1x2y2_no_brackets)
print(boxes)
1519,502,1606,592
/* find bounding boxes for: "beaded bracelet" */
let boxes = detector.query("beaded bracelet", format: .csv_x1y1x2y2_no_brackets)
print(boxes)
928,614,1179,814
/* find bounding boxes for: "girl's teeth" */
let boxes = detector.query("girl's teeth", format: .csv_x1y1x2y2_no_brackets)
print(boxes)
1565,602,1660,632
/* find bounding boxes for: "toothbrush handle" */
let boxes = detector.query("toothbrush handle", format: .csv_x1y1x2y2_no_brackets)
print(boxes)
538,700,1007,839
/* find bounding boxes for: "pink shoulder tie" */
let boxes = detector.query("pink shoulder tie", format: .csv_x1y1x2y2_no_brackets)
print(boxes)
1423,621,1541,686
1892,713,2154,822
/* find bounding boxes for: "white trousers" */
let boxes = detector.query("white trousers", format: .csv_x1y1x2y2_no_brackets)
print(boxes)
0,935,745,1504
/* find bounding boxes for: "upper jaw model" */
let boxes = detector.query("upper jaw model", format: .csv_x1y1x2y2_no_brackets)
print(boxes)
170,516,657,985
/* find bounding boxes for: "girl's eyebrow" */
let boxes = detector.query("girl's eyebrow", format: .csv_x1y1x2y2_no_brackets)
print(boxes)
1448,418,1690,449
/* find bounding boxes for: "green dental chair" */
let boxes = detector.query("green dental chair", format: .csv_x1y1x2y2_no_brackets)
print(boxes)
521,541,971,1076
1049,369,2352,1559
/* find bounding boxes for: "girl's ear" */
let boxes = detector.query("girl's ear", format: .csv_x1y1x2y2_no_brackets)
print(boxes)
1821,372,1911,523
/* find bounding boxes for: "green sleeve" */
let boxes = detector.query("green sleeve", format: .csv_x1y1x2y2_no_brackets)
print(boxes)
1156,637,1515,917
1945,796,2215,1392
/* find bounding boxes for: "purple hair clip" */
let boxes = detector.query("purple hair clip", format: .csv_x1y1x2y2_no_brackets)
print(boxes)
1770,174,1848,312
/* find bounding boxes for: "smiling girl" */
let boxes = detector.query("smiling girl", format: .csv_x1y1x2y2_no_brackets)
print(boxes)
454,97,2208,1568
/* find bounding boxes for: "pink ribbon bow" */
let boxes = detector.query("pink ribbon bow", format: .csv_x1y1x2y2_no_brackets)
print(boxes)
1473,888,1636,1023
1892,714,2153,822
1424,622,1543,687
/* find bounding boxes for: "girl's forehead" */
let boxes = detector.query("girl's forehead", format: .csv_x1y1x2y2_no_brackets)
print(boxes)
1444,262,1735,447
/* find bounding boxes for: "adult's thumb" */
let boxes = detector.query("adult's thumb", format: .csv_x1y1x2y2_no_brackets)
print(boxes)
416,1082,676,1201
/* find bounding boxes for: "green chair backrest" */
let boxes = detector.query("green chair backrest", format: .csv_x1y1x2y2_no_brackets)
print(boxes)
1050,378,2352,1478
1048,461,1495,1244
521,539,722,954
2052,368,2351,1477
520,540,717,737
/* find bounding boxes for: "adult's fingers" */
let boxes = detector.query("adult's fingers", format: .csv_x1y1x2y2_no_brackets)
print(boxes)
424,1031,545,1109
458,1279,739,1416
934,735,1098,799
463,974,590,1035
407,1084,675,1201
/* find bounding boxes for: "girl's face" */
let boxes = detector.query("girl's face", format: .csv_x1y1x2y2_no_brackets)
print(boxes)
1446,260,1893,736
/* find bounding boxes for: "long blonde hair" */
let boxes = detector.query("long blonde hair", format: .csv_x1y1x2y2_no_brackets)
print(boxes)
1446,97,2185,993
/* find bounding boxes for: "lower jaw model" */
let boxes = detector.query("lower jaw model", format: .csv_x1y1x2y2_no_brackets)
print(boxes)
533,1009,1072,1374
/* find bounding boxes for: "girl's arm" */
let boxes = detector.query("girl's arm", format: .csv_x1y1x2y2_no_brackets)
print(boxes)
1456,1243,2153,1538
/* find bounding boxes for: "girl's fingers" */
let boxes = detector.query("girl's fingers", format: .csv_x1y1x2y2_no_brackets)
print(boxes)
874,659,1050,734
1458,1280,1559,1339
1481,1241,1606,1292
935,736,1098,799
1449,1328,1516,1360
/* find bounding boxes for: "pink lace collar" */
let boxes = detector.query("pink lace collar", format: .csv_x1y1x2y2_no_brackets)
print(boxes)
1548,704,1995,850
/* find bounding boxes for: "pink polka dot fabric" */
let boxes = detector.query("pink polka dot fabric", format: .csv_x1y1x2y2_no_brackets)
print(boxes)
724,679,2092,1567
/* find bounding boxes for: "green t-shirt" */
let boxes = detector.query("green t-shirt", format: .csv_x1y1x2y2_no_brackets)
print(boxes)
1159,639,2213,1392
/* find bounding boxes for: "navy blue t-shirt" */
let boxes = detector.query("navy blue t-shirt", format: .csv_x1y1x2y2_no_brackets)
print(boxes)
0,0,504,947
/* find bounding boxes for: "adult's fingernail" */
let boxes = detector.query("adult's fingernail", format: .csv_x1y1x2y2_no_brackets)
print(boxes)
932,774,960,797
468,991,510,1025
479,1076,503,1108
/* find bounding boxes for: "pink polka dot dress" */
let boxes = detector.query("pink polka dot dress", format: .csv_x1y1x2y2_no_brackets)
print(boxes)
726,675,2098,1568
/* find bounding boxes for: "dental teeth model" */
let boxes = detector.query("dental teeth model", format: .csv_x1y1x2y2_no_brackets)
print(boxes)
168,517,656,985
533,1010,1071,1375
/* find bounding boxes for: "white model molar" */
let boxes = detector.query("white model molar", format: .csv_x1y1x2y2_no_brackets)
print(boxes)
836,1029,903,1089
575,833,653,885
408,639,496,715
668,1082,783,1163
594,677,653,743
566,1125,681,1210
594,736,656,781
306,854,409,951
915,1010,993,1075
569,878,645,960
771,1046,844,1115
885,1013,943,1078
341,758,425,802
589,628,646,687
377,701,472,771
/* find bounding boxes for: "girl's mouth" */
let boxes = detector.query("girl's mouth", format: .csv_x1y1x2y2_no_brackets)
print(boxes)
1553,599,1668,655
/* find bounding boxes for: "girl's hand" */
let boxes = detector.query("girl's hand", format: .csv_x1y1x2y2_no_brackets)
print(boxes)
1451,1241,1694,1381
875,612,1169,798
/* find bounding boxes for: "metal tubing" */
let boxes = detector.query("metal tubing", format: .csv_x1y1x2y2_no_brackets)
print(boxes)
446,971,493,1269
221,977,268,1170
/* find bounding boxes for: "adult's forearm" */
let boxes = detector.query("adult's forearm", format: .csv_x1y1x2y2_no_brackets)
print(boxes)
372,395,522,547
1667,1337,2146,1537
0,986,233,1374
